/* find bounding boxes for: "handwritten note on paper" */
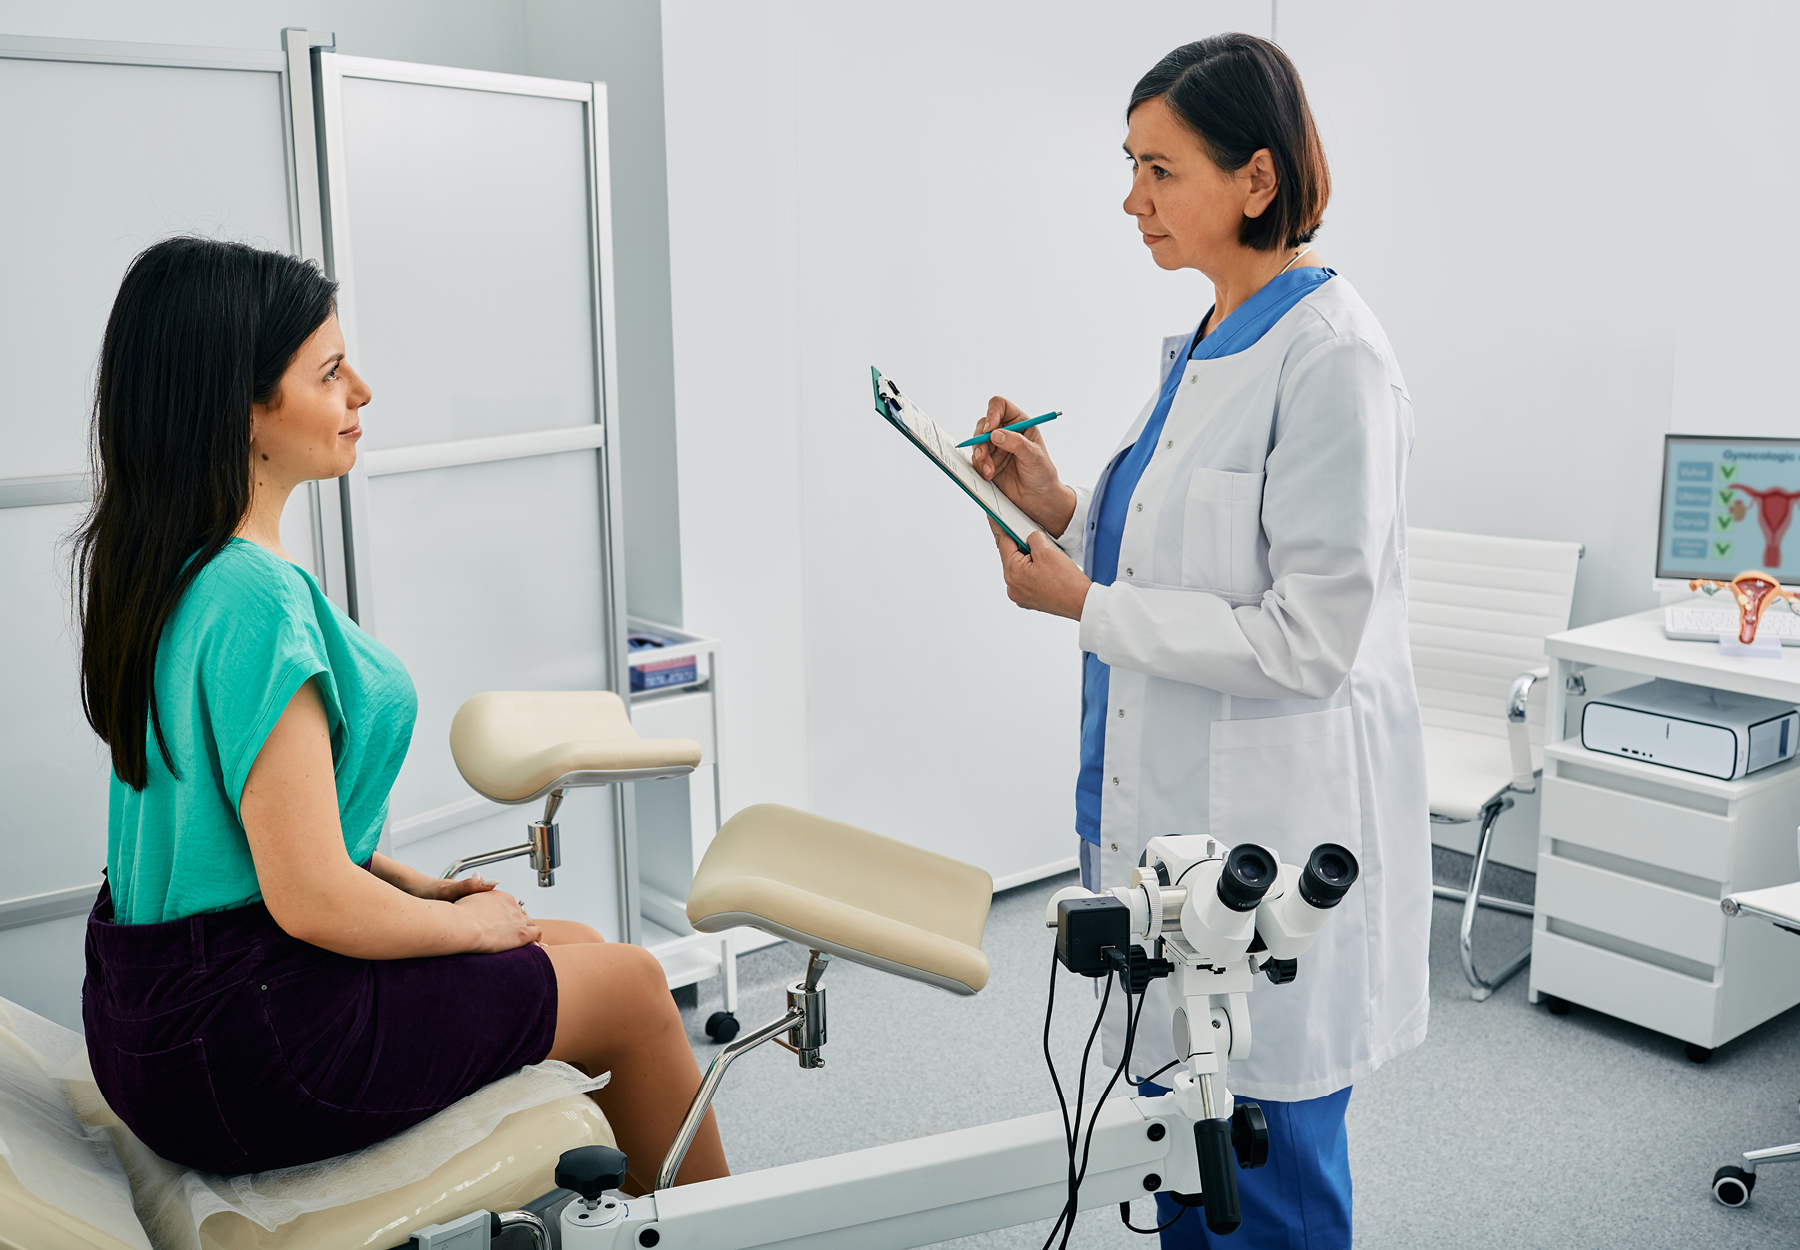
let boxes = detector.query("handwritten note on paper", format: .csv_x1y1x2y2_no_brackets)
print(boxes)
873,370,1056,554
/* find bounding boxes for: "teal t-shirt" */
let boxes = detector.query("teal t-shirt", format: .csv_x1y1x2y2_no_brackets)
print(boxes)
106,538,417,925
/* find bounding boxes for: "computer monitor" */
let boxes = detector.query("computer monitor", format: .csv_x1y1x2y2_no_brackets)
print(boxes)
1656,435,1800,590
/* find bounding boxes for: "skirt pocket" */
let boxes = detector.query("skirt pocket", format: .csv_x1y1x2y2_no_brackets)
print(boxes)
110,1038,249,1173
1208,707,1363,860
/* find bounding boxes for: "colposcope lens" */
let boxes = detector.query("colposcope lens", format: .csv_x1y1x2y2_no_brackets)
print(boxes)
1217,844,1277,913
1299,843,1360,909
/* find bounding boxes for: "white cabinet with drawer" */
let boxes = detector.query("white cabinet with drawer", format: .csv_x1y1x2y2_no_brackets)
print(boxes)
1532,739,1800,1052
1534,609,1800,1056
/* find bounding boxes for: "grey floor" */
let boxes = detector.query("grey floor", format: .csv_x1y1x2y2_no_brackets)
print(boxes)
676,852,1800,1248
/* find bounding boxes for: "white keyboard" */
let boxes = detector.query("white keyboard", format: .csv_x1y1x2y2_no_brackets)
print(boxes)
1664,602,1800,644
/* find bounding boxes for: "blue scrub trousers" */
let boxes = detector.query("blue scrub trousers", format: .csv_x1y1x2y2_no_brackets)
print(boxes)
1139,1080,1352,1249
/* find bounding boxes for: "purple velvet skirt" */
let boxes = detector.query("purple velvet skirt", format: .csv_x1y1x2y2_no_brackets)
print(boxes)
82,877,558,1174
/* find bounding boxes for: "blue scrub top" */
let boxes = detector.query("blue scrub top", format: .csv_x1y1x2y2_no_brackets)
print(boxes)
1075,267,1335,844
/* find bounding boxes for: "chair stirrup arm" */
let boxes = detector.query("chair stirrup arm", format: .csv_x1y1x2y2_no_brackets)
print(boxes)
656,1003,806,1190
441,842,534,879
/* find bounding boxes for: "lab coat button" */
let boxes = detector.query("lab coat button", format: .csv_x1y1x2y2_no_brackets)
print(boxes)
1126,567,1133,577
1111,842,1120,852
1165,439,1174,448
1136,502,1143,512
1112,777,1120,786
1117,708,1124,717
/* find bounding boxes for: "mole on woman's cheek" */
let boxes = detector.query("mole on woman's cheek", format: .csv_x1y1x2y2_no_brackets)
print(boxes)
261,454,269,461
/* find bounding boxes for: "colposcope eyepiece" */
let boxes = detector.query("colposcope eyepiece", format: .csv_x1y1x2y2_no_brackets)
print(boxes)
1216,844,1277,913
1298,843,1360,909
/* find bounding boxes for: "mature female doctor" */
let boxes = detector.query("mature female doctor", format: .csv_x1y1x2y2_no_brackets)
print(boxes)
972,35,1430,1248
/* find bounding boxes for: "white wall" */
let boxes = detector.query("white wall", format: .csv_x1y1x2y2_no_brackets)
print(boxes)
665,1,1269,882
1282,0,1800,628
667,1,1800,875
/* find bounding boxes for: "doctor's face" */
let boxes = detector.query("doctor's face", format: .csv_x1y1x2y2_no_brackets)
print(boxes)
1123,97,1273,275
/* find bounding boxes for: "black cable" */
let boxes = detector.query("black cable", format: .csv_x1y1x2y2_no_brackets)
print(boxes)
1127,1058,1182,1090
1042,949,1073,1153
1040,969,1113,1250
1070,967,1145,1195
1051,954,1154,1250
1120,1201,1190,1234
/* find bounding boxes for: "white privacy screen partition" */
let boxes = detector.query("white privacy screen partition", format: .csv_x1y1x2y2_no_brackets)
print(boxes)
314,53,634,939
0,35,311,918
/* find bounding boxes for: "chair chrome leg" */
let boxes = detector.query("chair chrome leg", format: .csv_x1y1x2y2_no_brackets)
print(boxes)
1458,797,1532,1001
1745,1141,1800,1171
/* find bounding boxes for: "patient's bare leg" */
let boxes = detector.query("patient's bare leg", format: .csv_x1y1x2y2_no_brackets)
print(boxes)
544,941,729,1192
534,917,605,945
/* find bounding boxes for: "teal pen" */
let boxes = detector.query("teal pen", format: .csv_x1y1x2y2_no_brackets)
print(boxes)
956,411,1061,448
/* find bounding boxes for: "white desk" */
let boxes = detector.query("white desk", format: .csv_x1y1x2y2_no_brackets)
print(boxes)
1533,609,1800,1054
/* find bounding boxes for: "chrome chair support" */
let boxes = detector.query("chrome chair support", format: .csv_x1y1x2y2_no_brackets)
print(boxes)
495,1209,550,1249
656,951,832,1191
1431,794,1533,1000
441,788,565,887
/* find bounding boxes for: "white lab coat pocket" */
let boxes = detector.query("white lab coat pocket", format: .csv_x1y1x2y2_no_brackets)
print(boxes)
1208,707,1363,859
1179,467,1265,594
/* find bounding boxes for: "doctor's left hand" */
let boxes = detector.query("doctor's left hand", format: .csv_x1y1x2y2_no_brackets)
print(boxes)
991,522,1091,620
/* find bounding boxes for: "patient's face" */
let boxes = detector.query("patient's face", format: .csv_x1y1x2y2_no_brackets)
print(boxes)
250,314,371,486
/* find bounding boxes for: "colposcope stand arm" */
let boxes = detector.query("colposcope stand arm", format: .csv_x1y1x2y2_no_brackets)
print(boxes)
569,1093,1201,1249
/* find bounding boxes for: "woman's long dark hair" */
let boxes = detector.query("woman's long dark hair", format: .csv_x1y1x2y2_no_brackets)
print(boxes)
75,237,337,790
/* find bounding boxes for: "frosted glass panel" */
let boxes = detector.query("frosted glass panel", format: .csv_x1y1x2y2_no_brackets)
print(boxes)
0,58,293,479
368,452,607,820
0,504,113,897
339,77,598,450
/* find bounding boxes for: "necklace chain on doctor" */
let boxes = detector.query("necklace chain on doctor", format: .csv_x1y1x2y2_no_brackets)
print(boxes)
1277,245,1314,276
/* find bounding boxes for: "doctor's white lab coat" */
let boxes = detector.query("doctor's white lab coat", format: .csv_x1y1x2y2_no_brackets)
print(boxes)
1058,275,1431,1102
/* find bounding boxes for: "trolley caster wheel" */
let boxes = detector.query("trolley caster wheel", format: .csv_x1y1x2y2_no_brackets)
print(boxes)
705,1011,740,1043
1713,1165,1755,1207
1544,995,1571,1016
1685,1043,1714,1065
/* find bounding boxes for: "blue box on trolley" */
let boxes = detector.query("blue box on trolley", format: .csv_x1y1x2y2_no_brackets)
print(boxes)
628,633,700,693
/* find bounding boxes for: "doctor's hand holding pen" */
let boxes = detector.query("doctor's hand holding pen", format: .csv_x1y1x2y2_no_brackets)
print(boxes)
971,395,1092,621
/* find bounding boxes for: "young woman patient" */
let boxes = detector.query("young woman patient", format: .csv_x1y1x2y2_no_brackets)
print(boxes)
76,236,726,1190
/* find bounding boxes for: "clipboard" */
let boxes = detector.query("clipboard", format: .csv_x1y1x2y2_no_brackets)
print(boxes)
870,367,1057,555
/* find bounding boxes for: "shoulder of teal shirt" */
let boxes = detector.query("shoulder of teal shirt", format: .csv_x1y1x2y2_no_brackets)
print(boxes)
106,540,358,925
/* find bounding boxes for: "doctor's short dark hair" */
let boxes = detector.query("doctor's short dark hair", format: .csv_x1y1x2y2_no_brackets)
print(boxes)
1130,34,1330,252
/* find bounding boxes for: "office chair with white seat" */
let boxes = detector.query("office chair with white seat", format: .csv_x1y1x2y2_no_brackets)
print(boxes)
1407,527,1583,999
1711,836,1800,1209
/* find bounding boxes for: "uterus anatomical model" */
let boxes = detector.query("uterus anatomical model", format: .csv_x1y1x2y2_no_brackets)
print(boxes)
1689,570,1799,644
1726,483,1800,569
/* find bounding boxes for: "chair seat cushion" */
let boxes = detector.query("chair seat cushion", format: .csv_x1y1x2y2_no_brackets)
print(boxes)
1422,726,1540,822
450,690,701,802
193,1094,610,1249
687,804,994,995
2,1000,614,1250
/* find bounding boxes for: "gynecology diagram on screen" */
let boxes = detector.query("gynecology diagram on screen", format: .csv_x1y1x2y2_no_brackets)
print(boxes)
1659,437,1800,585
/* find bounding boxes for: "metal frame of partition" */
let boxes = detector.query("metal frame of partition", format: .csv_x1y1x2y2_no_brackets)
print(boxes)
309,52,641,940
0,32,309,929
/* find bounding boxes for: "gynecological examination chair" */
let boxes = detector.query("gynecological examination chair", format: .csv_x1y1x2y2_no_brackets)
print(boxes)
2,689,1360,1250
